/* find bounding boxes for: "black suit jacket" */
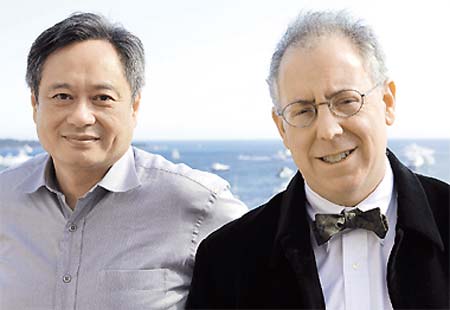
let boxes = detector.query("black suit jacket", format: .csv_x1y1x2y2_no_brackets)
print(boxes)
187,151,449,309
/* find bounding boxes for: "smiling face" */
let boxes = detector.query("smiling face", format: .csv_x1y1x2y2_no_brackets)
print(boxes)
32,39,140,174
273,35,396,206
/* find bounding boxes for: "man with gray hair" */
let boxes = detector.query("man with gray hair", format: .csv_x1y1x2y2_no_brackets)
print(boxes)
187,10,449,309
0,12,246,309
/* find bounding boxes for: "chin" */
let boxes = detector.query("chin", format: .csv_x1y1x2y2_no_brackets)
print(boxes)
58,150,104,167
67,158,102,169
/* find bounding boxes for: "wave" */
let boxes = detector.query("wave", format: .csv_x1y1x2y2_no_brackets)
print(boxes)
0,146,33,168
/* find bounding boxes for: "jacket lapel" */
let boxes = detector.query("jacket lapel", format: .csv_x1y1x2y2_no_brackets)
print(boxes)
388,151,443,249
387,150,447,307
266,151,446,308
270,172,325,308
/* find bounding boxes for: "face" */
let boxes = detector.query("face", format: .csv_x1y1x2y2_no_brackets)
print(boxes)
32,39,140,174
273,35,396,206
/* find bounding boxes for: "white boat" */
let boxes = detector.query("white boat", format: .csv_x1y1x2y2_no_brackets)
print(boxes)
273,149,292,160
211,162,230,171
403,143,435,169
23,144,33,154
238,154,271,161
278,166,294,179
171,148,180,160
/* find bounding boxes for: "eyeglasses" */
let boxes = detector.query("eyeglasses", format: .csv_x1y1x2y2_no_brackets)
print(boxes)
276,83,381,128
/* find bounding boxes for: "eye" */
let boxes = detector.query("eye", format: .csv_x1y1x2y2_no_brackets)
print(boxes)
297,108,314,115
52,93,73,100
93,94,115,102
336,97,359,105
288,103,315,118
332,91,361,106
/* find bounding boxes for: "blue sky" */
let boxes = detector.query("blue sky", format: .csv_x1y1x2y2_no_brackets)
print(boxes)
1,0,449,140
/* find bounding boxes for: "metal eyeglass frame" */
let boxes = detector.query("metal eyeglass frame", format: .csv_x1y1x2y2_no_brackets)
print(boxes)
276,83,381,128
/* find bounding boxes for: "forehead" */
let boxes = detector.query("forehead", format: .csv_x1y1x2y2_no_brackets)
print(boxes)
277,35,372,103
39,40,129,91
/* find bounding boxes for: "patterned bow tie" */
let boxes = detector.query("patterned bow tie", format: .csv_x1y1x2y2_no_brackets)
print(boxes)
312,207,388,246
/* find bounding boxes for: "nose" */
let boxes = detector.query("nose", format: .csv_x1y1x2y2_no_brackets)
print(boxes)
314,104,343,140
66,99,96,127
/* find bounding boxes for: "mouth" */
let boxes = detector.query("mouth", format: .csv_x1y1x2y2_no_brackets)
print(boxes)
318,147,356,164
63,135,100,143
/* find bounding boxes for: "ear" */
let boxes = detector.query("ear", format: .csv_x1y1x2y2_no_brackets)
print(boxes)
272,107,290,150
131,93,141,126
31,93,38,124
383,80,396,126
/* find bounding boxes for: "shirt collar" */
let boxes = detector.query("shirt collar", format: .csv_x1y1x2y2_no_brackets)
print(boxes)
19,147,141,194
18,153,51,194
97,147,141,192
306,157,394,221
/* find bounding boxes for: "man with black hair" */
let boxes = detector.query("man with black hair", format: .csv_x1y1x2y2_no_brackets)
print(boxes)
0,12,246,309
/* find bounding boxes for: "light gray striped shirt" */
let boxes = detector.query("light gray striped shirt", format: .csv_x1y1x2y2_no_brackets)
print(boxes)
0,147,247,310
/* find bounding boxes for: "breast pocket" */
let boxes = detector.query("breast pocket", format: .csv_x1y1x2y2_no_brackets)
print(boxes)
97,269,169,309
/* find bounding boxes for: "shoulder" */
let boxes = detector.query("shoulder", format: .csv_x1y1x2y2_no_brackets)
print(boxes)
131,147,247,261
132,147,229,195
389,149,449,209
131,147,246,229
199,191,284,254
415,173,449,198
415,172,449,219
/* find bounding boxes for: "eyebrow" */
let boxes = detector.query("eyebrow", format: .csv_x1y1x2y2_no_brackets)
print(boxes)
92,83,118,92
92,83,121,97
47,83,71,91
47,82,120,96
288,88,352,105
289,98,314,105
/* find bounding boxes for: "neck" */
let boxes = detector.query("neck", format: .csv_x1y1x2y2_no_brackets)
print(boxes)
53,162,109,209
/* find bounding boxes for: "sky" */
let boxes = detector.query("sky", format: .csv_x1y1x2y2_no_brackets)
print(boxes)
1,0,449,140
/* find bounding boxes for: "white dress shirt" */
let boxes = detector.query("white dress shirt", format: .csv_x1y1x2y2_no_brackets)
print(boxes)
0,147,247,310
305,158,397,310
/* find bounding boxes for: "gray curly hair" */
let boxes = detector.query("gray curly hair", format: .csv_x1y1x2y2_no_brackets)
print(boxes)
267,10,388,108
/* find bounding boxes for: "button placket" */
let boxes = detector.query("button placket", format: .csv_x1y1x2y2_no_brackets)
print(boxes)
56,217,82,307
342,231,370,310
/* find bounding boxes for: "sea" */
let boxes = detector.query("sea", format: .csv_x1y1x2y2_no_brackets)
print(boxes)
0,139,449,209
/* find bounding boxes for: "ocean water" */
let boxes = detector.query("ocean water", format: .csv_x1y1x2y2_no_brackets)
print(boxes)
0,139,449,209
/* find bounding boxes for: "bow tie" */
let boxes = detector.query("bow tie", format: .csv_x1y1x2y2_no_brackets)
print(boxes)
312,207,389,246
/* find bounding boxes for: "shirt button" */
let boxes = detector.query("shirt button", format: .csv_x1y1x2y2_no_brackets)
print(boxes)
352,263,359,270
68,224,77,232
62,274,72,283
